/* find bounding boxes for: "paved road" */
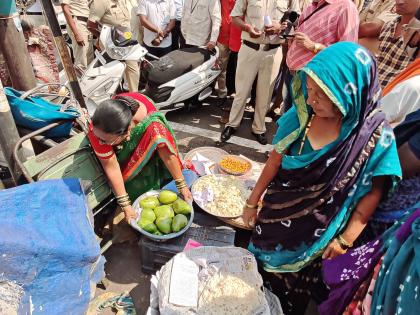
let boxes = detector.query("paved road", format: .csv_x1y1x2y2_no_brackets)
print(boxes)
164,96,277,163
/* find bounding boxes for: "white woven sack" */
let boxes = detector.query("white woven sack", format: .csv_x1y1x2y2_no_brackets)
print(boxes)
152,246,283,315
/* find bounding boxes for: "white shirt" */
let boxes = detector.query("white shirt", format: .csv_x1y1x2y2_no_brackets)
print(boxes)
381,75,420,128
137,0,176,48
181,0,221,46
173,0,184,20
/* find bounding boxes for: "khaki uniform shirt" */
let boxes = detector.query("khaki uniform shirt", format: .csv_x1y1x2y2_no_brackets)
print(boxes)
89,0,131,28
181,0,221,46
359,0,397,24
61,0,90,18
231,0,300,44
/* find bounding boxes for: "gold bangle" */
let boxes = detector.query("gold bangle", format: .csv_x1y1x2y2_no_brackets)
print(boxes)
336,234,352,250
116,193,129,200
245,200,258,209
176,183,187,190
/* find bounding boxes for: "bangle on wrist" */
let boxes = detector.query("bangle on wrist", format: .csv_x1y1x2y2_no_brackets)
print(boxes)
116,193,129,199
313,43,321,53
116,193,131,208
336,234,352,250
245,199,258,209
176,184,187,190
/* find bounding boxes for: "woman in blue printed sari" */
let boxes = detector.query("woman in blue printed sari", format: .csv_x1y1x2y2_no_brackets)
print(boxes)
242,42,402,315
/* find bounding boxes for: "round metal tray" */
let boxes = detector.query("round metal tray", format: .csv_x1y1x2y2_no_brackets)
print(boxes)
129,190,194,242
191,174,248,219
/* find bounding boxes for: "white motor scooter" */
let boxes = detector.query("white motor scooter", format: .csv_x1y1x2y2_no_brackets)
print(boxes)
63,25,221,109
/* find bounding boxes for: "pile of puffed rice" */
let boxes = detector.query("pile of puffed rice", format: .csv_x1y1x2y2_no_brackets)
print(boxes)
193,175,247,217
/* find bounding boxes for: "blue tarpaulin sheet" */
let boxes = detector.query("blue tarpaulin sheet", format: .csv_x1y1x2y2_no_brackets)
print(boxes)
0,178,105,314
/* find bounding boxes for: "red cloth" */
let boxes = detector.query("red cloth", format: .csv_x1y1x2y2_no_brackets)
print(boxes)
217,0,242,52
88,93,157,160
229,23,242,52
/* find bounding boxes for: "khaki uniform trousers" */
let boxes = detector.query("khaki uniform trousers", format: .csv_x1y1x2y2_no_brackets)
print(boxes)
124,60,140,92
227,44,282,134
216,42,231,98
67,20,93,71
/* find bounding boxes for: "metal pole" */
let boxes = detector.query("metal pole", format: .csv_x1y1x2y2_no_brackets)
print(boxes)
0,80,23,184
0,1,37,91
39,0,87,109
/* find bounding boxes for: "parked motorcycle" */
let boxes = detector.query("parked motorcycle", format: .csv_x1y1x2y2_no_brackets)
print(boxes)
62,25,221,110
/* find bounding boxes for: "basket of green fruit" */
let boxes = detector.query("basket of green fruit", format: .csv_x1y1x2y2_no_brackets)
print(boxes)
130,190,194,241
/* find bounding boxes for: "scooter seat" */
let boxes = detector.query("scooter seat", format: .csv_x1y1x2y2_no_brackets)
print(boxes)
144,47,212,86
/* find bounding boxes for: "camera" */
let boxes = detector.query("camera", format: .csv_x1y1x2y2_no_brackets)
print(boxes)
280,11,299,39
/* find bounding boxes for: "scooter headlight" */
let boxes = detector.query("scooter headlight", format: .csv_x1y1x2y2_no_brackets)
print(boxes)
108,46,128,59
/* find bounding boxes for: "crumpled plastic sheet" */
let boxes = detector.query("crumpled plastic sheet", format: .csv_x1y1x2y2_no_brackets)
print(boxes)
0,178,105,314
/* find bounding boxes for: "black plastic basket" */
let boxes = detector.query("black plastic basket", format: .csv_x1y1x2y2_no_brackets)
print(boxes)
139,213,236,274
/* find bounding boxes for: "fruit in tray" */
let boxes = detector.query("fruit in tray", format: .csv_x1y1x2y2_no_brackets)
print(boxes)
141,208,156,222
139,196,160,209
158,190,178,204
154,205,175,219
172,214,188,232
172,199,192,215
137,191,192,235
138,218,158,234
156,216,172,234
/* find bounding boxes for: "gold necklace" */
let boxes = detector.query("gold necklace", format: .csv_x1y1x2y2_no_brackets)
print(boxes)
298,114,315,155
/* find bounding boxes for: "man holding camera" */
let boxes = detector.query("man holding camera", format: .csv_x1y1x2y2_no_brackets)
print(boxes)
138,0,176,57
283,0,359,110
220,0,300,145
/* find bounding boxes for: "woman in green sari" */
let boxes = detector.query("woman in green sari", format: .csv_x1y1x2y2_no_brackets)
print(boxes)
88,92,191,222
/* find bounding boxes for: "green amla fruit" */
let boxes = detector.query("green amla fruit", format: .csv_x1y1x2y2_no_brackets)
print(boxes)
156,216,172,234
153,230,163,236
154,205,174,219
141,208,156,222
158,190,178,204
138,219,158,234
172,214,188,233
139,196,160,209
172,199,192,215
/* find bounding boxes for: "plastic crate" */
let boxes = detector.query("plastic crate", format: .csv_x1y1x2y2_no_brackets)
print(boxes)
139,212,236,274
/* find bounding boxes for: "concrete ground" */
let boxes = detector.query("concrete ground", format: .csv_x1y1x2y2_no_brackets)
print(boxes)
94,97,319,315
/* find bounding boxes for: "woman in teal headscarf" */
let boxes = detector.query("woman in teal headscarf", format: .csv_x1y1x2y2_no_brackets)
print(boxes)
242,42,402,315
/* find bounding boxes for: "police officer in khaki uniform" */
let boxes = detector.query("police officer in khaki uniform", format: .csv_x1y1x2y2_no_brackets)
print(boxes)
220,0,300,145
61,0,94,70
88,0,140,92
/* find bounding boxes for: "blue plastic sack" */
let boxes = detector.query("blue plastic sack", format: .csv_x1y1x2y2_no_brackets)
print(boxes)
4,87,79,138
0,179,105,314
